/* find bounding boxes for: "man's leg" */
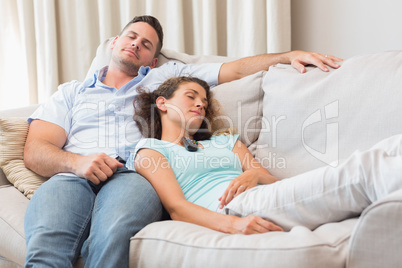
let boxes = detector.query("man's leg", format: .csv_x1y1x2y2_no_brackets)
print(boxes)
25,175,96,268
223,134,402,231
81,168,163,267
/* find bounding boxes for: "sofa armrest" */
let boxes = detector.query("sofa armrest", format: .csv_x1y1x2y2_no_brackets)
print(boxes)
0,104,40,118
347,189,402,268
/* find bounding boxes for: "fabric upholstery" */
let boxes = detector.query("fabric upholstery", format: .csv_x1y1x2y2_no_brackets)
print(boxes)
347,189,402,268
256,51,402,179
0,169,10,186
0,186,28,266
130,219,356,267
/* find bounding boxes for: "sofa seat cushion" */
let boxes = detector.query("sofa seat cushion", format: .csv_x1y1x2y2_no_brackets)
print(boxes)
0,185,28,267
130,218,357,267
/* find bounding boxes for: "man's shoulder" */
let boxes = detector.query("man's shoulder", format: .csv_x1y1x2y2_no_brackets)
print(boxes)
153,61,185,71
58,79,93,95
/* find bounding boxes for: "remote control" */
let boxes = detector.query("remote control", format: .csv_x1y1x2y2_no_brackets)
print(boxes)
183,137,199,152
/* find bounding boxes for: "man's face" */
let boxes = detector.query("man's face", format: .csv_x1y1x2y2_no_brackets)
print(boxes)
111,21,159,74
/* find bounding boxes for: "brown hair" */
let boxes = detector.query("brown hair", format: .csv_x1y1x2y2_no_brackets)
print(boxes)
133,76,222,141
120,15,164,57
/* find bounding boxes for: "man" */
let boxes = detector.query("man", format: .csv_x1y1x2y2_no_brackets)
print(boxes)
23,15,341,267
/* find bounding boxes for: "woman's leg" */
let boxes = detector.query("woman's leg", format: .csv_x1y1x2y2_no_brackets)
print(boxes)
223,134,402,231
81,168,163,267
25,175,95,268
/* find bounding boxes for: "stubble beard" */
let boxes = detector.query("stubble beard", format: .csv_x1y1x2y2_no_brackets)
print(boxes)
112,53,141,76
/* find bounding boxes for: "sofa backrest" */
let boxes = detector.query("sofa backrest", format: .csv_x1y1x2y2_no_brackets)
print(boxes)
256,51,402,179
86,38,236,79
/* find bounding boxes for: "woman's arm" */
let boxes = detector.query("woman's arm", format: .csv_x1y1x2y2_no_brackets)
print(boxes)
219,140,278,209
134,148,283,234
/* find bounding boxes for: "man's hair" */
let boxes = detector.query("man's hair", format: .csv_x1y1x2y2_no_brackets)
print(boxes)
120,15,164,57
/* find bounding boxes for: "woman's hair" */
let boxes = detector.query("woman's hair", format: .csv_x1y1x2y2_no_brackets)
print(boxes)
133,76,222,141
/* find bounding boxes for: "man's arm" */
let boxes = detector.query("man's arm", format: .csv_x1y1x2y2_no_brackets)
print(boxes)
24,119,123,184
218,50,343,84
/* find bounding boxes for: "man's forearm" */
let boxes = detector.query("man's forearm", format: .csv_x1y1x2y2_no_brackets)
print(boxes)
24,138,79,178
219,52,291,84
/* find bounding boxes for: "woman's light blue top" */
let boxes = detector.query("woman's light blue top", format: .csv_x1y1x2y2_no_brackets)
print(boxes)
128,134,242,211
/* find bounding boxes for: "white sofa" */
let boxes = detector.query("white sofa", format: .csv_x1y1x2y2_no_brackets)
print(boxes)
1,42,402,267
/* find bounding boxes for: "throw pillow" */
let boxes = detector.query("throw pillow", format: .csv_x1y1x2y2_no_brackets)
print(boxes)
0,118,47,199
211,71,265,148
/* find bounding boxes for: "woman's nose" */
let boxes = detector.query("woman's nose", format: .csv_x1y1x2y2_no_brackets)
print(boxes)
196,101,204,108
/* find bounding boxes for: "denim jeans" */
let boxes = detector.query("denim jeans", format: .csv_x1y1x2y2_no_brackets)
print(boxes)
24,167,163,268
221,134,402,231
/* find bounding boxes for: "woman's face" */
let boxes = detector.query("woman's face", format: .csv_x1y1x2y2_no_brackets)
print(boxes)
164,82,208,134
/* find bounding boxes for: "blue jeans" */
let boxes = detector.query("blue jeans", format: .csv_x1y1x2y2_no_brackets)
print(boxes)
24,167,163,268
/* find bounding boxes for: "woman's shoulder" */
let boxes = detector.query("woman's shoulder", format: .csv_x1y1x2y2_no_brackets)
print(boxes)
135,138,174,153
128,138,171,170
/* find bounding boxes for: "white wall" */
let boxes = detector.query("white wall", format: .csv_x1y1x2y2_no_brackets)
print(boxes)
291,0,402,59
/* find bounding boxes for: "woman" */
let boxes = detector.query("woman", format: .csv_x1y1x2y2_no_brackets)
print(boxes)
128,76,402,234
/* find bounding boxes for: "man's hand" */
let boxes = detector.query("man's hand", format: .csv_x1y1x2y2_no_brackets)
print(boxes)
229,215,283,234
288,50,343,73
218,50,343,84
73,153,124,184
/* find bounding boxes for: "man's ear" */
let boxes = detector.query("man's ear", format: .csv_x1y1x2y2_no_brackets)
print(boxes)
156,96,167,112
110,36,119,49
150,57,158,69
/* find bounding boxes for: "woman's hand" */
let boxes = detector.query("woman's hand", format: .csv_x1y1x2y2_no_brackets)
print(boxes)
218,169,260,209
228,215,283,234
219,140,279,209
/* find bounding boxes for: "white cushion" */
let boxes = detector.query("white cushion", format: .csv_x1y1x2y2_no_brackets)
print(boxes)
255,51,402,179
211,71,265,147
130,219,356,267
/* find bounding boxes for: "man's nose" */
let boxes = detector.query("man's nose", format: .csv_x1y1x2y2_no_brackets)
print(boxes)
131,42,139,49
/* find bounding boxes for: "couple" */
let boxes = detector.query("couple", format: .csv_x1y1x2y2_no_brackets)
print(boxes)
24,15,346,267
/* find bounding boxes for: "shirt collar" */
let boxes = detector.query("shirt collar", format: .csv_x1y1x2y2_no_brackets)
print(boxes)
80,65,151,93
78,66,105,90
